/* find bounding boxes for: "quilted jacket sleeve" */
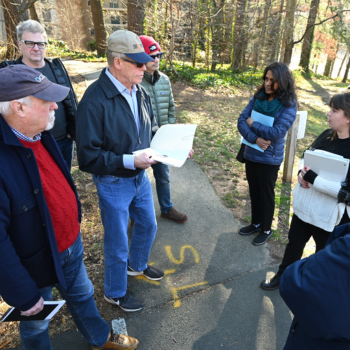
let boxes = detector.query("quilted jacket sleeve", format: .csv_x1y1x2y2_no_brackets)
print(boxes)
237,97,259,144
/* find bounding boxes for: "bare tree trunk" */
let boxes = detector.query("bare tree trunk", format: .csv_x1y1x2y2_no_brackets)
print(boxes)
255,0,271,69
282,0,297,66
29,2,40,22
127,0,145,36
338,51,349,77
299,0,320,71
267,0,284,64
342,56,350,83
90,0,107,55
323,56,332,76
231,0,247,71
1,0,32,59
210,0,224,72
330,44,339,78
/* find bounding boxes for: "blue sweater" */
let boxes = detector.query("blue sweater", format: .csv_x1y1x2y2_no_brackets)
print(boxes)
280,222,350,349
237,97,297,165
0,115,81,311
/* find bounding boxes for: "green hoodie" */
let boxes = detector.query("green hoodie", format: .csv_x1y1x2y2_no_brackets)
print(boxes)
140,70,175,126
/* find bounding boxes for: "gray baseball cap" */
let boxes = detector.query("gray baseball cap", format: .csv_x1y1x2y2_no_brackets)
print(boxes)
107,30,154,63
0,65,70,102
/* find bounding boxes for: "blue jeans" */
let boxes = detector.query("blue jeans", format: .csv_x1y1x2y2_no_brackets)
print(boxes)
93,170,157,298
56,136,74,171
151,162,173,213
20,233,110,350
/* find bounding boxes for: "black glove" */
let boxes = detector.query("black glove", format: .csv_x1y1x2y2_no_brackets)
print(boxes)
338,188,350,205
303,169,318,185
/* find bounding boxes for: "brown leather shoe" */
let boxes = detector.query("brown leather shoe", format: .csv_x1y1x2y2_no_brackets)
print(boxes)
161,207,188,223
91,332,139,350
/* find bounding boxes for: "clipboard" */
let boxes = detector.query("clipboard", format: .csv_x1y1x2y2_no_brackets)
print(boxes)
241,110,274,152
304,150,349,182
0,301,66,322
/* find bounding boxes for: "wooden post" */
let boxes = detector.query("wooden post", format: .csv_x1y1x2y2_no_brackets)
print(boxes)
283,113,300,183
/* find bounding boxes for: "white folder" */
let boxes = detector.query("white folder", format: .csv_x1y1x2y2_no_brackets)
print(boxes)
304,149,349,182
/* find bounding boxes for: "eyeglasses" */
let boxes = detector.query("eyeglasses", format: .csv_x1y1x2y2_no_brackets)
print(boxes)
20,40,47,49
149,52,163,60
121,58,145,68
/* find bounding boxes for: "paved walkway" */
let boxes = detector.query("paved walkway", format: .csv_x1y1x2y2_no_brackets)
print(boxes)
14,60,292,350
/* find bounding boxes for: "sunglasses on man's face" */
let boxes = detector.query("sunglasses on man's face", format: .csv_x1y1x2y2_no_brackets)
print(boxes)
121,58,145,68
20,40,47,49
149,52,163,60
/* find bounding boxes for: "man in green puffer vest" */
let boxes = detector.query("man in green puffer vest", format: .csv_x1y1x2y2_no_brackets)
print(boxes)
139,35,188,223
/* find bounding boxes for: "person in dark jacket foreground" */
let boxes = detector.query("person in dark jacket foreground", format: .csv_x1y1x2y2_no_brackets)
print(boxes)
0,65,138,350
77,30,195,313
139,35,188,223
0,20,78,170
237,62,297,245
280,222,350,349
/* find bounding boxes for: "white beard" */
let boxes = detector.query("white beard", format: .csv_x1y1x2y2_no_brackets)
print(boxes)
45,111,55,131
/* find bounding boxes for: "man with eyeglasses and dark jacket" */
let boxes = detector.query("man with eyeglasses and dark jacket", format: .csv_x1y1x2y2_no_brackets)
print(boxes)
139,35,189,223
0,20,78,171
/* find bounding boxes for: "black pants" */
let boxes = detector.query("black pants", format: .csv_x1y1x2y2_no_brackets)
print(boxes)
277,212,350,276
245,159,280,232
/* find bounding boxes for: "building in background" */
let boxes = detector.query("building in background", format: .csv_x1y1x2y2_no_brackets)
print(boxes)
0,0,127,50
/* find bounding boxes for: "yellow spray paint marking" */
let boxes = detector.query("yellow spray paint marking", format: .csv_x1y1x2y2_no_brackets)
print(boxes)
165,245,200,264
164,269,176,275
171,281,208,308
135,276,161,285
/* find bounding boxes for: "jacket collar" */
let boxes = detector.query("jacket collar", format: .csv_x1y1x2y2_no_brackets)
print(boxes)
0,114,24,147
99,68,142,99
144,70,160,85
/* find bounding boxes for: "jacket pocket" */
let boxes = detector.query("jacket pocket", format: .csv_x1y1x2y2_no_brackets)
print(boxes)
9,194,46,257
20,245,57,288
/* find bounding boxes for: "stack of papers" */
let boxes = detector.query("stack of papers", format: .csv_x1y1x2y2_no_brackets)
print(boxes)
133,124,197,167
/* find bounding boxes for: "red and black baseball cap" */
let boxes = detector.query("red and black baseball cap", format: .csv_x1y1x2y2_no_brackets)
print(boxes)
139,36,161,55
0,65,69,102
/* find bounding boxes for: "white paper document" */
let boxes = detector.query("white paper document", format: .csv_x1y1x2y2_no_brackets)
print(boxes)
304,149,349,182
133,124,197,167
242,110,274,152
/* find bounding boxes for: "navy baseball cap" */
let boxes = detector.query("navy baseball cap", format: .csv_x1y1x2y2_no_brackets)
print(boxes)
0,65,70,102
107,30,154,63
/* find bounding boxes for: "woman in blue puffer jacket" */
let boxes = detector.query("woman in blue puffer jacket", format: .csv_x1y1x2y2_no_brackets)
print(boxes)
237,62,297,245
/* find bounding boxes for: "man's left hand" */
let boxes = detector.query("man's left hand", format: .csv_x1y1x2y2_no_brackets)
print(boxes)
187,149,194,159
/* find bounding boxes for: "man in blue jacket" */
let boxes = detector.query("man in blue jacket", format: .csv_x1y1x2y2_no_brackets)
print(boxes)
0,65,138,349
280,222,350,349
76,30,164,313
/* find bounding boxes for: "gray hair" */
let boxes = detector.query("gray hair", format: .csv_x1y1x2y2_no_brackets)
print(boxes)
17,20,47,42
106,51,128,66
0,97,31,116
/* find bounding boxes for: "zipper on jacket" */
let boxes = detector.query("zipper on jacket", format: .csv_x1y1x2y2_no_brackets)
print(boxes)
152,86,160,125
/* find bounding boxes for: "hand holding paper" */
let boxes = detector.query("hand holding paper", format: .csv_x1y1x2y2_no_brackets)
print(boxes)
133,124,197,167
134,151,157,169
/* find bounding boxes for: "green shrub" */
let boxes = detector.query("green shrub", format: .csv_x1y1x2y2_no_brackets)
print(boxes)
162,61,263,93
